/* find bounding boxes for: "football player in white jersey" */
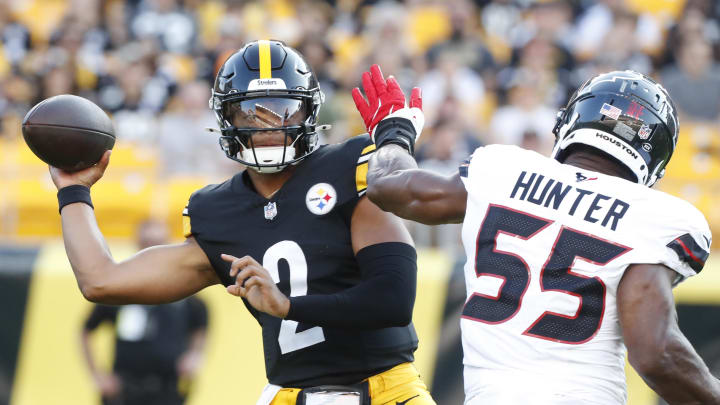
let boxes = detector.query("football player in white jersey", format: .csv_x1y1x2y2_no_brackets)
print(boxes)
352,66,720,404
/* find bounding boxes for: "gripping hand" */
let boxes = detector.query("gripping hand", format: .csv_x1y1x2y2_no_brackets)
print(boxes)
352,64,424,154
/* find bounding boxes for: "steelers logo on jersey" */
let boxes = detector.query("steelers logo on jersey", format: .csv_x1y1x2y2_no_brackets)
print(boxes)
306,183,337,215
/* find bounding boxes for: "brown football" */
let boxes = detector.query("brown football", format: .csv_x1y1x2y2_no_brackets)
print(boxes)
22,94,115,171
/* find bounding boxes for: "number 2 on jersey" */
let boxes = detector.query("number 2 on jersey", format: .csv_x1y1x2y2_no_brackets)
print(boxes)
462,205,630,344
264,241,325,354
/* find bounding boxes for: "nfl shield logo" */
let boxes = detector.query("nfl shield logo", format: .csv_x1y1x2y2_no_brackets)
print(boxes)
264,202,277,220
638,124,651,140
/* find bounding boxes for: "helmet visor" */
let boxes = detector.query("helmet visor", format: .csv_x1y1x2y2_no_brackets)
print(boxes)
224,97,307,128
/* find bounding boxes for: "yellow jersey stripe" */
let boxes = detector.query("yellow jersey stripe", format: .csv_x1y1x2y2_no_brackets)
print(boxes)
361,144,376,156
182,211,192,238
356,162,369,193
258,40,271,79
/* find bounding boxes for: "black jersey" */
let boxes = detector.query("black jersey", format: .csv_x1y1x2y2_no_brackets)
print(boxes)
183,135,418,387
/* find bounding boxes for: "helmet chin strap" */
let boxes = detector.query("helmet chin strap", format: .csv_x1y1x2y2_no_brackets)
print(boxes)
241,145,297,173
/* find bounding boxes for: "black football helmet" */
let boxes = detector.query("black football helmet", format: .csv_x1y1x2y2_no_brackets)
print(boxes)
209,40,324,173
551,70,679,187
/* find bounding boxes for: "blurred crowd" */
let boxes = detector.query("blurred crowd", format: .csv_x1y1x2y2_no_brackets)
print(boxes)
1,0,719,244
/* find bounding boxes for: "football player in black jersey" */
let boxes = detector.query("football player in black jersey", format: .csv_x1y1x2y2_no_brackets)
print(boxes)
50,40,436,405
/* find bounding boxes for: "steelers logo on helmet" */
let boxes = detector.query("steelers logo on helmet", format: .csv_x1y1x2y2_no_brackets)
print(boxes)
306,183,337,216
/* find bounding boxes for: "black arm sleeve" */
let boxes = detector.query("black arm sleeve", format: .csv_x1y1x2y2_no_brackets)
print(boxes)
285,242,417,330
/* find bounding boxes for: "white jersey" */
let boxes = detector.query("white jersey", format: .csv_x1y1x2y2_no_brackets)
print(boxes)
459,145,712,405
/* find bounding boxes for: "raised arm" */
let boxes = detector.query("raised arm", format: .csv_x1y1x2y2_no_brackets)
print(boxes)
367,144,466,224
618,263,720,404
352,64,466,225
52,152,219,305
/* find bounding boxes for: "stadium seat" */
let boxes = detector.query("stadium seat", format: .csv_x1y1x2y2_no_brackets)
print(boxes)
103,144,159,177
164,177,208,239
13,176,62,237
92,176,155,238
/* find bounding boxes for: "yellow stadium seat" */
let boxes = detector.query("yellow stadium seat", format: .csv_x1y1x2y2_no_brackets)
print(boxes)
164,177,208,239
197,1,226,48
0,138,9,171
0,177,14,237
13,176,62,237
92,176,155,238
406,6,451,54
16,140,48,172
12,0,68,44
626,0,686,19
104,144,158,175
665,124,720,181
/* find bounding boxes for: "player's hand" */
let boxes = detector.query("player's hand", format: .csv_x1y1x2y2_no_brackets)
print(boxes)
49,150,111,190
94,371,121,398
221,254,290,318
177,351,202,378
352,64,424,141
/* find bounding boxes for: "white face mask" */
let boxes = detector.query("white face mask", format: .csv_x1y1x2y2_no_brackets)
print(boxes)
240,145,297,173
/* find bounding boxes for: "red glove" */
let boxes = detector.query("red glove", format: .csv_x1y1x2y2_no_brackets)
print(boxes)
352,64,422,138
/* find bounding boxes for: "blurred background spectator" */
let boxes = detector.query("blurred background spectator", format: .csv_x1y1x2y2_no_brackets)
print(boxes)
80,219,208,405
0,0,717,265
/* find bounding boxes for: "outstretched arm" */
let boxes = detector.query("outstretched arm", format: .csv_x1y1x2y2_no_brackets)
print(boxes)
618,263,720,404
52,152,219,304
351,64,467,224
367,144,467,224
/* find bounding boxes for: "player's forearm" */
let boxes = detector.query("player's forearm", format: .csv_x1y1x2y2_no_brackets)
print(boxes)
366,145,419,208
367,146,460,224
61,203,115,300
632,330,720,404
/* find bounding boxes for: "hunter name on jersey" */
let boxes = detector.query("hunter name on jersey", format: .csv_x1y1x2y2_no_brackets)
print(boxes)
509,170,630,231
182,134,417,388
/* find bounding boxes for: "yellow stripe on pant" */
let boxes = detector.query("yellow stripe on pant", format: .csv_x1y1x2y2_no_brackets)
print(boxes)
270,363,435,405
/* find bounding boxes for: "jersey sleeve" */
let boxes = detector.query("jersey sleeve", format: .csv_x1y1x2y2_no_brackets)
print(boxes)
355,142,376,197
639,197,712,284
181,181,227,240
182,204,192,238
460,144,534,191
660,203,711,283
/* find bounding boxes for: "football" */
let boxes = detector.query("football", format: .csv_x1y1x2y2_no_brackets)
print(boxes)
22,94,115,171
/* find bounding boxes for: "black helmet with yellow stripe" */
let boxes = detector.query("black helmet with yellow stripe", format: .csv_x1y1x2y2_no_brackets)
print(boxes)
210,40,325,173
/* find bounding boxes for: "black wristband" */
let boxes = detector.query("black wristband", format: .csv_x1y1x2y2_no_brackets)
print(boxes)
57,184,93,214
374,117,417,155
